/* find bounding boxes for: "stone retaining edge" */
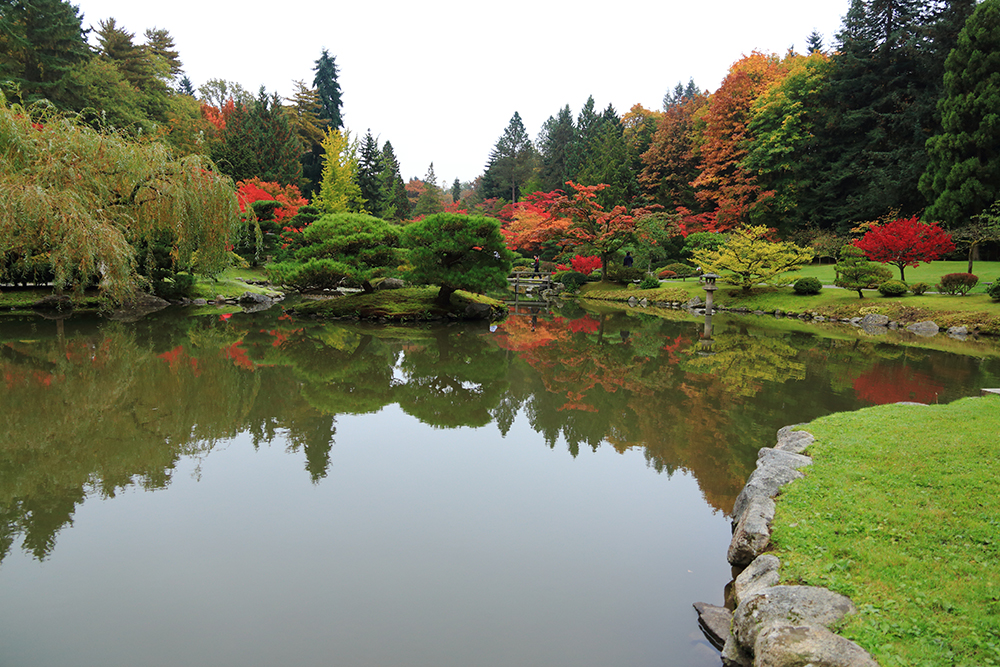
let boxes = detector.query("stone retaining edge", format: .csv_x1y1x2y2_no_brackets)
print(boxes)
694,425,880,667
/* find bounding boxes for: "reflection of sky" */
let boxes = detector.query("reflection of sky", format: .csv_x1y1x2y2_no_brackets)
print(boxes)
0,405,731,667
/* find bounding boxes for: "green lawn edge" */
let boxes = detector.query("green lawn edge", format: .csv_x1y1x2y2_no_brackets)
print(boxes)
287,286,506,321
770,397,1000,665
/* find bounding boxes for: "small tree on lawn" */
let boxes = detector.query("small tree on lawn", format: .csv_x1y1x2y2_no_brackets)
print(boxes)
853,216,955,282
834,244,893,298
402,213,515,307
690,225,814,292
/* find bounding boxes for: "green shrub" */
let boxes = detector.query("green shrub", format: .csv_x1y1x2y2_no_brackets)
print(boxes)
988,280,1000,301
792,276,823,295
512,257,532,268
936,272,978,296
553,270,587,290
606,266,645,283
151,272,195,299
659,262,696,279
878,280,908,297
639,275,660,290
909,282,931,296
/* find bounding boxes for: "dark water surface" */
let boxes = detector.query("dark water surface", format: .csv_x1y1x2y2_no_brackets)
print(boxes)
2,303,998,667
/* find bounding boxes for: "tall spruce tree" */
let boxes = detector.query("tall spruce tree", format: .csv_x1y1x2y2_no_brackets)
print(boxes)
313,48,343,130
0,0,91,106
357,130,382,215
922,0,1000,226
480,112,537,202
805,0,947,229
537,105,576,192
377,141,409,220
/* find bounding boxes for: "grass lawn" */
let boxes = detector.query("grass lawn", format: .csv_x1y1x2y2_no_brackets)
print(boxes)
576,261,1000,335
792,260,1000,296
770,397,1000,666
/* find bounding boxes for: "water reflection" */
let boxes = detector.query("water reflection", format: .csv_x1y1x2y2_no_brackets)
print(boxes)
1,305,998,565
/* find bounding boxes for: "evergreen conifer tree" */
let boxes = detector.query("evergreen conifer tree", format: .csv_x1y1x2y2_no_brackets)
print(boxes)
313,48,343,129
0,0,91,106
922,0,1000,225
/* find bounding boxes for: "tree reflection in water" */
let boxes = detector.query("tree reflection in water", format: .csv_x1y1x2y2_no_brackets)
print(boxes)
1,305,998,563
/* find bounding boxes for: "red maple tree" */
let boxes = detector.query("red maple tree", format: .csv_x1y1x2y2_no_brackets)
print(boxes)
853,216,955,281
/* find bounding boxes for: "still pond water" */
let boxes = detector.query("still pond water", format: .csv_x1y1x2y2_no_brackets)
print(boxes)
1,301,998,667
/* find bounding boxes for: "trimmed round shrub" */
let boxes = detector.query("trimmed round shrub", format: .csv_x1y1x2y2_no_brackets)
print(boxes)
606,266,646,283
553,270,587,290
936,272,979,296
909,282,930,296
988,280,1000,301
639,275,660,290
878,280,908,297
658,262,696,279
792,276,823,295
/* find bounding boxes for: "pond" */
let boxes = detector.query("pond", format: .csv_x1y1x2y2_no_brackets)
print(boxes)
1,302,998,667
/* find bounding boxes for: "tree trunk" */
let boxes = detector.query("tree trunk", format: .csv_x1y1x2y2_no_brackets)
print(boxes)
436,284,456,308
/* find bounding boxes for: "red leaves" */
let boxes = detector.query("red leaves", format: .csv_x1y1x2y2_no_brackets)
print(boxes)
853,216,955,279
236,178,307,222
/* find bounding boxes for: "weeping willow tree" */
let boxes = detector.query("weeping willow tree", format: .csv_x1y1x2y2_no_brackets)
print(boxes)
0,97,244,303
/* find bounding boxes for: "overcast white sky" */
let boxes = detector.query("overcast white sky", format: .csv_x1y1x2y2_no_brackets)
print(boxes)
73,0,849,187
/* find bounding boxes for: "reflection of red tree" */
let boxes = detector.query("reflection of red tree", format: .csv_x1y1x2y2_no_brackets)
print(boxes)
493,315,569,352
853,364,943,405
157,345,201,376
661,334,686,365
561,315,601,334
222,341,255,371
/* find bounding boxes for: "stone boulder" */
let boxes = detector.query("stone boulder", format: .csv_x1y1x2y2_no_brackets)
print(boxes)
376,277,405,290
732,585,857,649
733,554,781,606
31,294,74,311
463,302,494,320
110,293,170,322
728,495,776,566
754,623,879,666
906,320,940,336
858,313,889,327
775,428,814,454
693,601,731,650
731,459,805,527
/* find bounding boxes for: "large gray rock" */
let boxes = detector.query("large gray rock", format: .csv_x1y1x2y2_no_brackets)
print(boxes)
757,447,813,470
906,320,940,336
775,427,814,454
734,554,781,606
376,277,405,290
732,461,805,527
686,296,703,308
728,495,776,566
754,622,879,666
858,313,889,327
464,302,494,319
732,585,857,649
722,633,753,667
693,602,731,650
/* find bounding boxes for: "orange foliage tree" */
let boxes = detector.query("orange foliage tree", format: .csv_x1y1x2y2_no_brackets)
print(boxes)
691,52,790,229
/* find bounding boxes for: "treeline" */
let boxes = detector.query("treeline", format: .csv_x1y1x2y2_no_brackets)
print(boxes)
4,0,999,241
475,0,999,240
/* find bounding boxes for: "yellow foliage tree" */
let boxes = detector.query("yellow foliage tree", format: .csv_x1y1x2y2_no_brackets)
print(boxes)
690,225,814,291
315,128,364,214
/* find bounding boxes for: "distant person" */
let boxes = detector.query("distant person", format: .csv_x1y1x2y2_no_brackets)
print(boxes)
623,251,633,268
533,255,541,277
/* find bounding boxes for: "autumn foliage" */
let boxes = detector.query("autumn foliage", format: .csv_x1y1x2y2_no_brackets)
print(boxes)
236,178,308,223
853,216,955,281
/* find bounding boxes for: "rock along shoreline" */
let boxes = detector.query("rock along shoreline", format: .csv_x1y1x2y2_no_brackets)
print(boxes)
694,426,880,667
